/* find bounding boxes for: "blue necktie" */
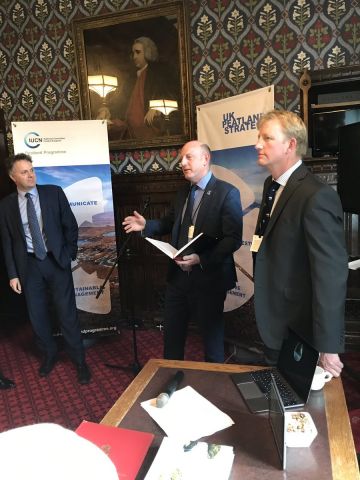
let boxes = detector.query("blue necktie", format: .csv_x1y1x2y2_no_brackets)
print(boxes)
25,192,47,260
177,185,197,248
258,180,281,236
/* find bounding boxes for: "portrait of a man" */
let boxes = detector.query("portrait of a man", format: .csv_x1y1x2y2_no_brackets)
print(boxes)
73,4,192,149
96,36,180,141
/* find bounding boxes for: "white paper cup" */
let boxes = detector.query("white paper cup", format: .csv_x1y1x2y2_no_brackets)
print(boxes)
311,366,332,391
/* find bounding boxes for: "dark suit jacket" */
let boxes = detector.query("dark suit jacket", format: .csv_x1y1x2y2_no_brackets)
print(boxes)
254,164,348,353
144,174,243,292
0,184,78,283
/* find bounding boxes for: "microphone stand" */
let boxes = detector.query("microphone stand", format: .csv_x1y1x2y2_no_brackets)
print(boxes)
96,198,150,376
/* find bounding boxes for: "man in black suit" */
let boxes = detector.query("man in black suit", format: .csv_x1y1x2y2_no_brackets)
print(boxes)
0,153,91,384
123,141,243,362
253,110,348,376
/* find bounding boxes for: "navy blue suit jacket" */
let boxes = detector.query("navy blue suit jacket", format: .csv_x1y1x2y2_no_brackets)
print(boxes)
0,184,78,283
144,174,243,292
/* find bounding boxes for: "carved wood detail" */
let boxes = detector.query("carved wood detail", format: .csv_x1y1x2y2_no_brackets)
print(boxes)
111,172,186,326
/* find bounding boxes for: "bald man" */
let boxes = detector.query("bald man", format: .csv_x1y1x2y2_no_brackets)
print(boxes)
123,140,243,362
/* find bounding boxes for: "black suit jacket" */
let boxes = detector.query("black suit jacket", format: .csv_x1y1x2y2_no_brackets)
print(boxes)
0,184,78,283
254,164,348,352
144,174,243,292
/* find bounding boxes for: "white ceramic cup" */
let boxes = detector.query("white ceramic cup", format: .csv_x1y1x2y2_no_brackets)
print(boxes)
311,366,333,391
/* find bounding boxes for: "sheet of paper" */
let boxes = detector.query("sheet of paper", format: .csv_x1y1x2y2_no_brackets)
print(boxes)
145,233,204,259
145,237,177,258
144,437,234,480
348,258,360,270
141,386,234,443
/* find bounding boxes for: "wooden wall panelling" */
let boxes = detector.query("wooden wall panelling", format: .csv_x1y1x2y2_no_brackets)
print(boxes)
0,109,13,199
304,158,360,351
111,172,186,327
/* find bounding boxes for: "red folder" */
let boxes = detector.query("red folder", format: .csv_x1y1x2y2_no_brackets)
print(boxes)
76,420,154,479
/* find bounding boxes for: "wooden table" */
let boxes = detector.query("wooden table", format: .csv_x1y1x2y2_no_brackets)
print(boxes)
101,359,359,480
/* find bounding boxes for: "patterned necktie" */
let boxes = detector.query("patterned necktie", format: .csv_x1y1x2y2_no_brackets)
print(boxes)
258,180,281,236
177,184,197,248
25,192,47,260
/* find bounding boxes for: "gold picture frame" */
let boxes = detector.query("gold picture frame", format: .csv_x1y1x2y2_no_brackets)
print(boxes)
72,1,193,150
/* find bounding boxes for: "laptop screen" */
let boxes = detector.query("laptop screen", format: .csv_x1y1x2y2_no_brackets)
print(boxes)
277,329,319,403
269,374,286,470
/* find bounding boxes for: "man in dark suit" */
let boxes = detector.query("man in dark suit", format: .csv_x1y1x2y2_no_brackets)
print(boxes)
0,153,91,384
253,110,348,377
123,140,243,362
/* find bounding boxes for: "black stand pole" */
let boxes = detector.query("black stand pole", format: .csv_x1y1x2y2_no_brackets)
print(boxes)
104,247,142,375
96,198,149,376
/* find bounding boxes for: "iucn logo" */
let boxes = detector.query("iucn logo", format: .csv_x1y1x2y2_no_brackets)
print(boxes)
24,132,42,148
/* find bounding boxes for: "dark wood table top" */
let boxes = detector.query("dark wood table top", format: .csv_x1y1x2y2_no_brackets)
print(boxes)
101,359,359,480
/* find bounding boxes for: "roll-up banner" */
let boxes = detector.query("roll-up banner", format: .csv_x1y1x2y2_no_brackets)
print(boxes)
12,120,118,336
197,86,274,311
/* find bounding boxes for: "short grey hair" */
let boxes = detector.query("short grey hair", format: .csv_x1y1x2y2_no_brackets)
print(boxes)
200,143,211,158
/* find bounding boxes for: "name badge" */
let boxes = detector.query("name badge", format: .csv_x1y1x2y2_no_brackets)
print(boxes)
188,225,195,239
250,234,262,253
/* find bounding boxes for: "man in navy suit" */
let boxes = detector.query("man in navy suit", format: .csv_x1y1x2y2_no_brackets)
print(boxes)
123,141,243,362
0,153,91,384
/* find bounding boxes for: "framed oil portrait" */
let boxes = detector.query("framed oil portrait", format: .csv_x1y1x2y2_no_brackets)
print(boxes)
72,1,193,150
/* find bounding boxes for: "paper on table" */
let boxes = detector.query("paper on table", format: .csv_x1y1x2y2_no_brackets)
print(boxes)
141,386,234,443
144,437,234,480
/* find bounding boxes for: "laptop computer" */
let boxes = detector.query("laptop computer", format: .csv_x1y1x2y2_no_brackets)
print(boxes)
268,373,286,470
231,329,319,413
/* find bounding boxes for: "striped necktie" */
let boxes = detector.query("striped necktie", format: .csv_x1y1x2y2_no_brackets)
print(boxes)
25,192,47,260
258,180,281,236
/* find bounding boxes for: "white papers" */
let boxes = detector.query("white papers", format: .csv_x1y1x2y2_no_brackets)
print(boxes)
141,386,234,443
348,258,360,270
144,437,234,480
145,233,204,259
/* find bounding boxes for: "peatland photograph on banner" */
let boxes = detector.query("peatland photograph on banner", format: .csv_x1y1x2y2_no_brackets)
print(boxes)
12,120,119,337
197,86,274,347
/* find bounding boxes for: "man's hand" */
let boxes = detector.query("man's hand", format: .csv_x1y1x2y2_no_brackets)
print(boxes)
122,211,146,233
9,278,22,294
319,352,343,377
175,253,200,272
144,108,160,126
